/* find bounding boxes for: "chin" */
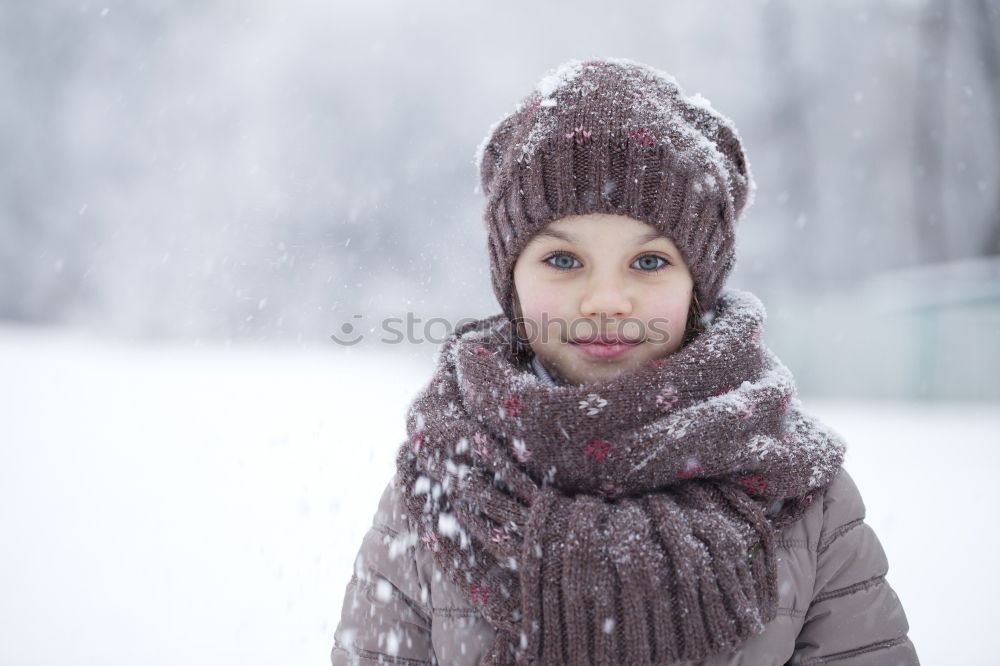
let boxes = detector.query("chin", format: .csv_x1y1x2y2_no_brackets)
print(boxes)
567,360,638,384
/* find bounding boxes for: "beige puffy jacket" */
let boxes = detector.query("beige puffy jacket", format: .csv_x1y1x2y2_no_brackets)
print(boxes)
330,466,918,665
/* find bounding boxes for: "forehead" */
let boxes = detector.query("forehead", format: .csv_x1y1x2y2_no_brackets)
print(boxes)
533,214,671,246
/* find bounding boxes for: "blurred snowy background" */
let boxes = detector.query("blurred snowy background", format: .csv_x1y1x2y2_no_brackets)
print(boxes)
1,0,997,664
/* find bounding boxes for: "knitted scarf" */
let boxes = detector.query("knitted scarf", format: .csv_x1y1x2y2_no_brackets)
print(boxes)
395,289,846,665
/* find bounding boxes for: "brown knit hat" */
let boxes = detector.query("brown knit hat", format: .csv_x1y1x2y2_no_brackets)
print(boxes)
475,57,755,321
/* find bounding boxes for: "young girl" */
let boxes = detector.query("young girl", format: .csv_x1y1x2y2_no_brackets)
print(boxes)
331,58,919,665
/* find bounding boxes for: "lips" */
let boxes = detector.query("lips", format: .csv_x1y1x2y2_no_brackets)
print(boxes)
571,333,642,345
569,332,643,360
571,339,640,359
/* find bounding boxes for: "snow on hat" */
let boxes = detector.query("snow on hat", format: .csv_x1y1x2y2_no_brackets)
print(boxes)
474,57,756,321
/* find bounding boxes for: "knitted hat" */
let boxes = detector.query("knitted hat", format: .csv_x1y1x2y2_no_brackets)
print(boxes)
474,57,755,321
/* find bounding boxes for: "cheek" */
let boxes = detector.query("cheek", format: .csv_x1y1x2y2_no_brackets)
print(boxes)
516,285,566,320
644,290,690,331
515,287,570,345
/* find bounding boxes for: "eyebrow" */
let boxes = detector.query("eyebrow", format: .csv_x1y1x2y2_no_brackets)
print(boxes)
535,227,668,245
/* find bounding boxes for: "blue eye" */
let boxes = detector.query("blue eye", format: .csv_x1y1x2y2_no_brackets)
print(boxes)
633,254,669,271
543,252,670,272
544,252,581,270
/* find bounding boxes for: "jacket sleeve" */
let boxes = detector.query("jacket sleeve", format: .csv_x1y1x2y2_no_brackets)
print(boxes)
331,476,436,665
790,467,919,665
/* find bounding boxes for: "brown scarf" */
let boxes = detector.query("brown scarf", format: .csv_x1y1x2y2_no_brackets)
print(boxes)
395,289,846,664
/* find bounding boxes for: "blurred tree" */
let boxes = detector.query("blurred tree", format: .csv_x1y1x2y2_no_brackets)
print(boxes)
913,0,950,264
969,0,1000,255
759,0,819,284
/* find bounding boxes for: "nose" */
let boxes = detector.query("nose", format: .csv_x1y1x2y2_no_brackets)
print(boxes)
579,275,633,319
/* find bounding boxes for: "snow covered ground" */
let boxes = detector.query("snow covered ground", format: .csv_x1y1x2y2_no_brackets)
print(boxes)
0,324,994,665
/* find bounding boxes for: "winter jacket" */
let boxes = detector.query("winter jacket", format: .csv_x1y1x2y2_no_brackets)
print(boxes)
330,466,918,665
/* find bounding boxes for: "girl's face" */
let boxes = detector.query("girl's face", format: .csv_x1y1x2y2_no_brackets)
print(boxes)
512,213,694,386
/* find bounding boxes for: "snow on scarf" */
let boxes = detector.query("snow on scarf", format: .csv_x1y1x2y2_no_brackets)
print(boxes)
395,288,846,664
